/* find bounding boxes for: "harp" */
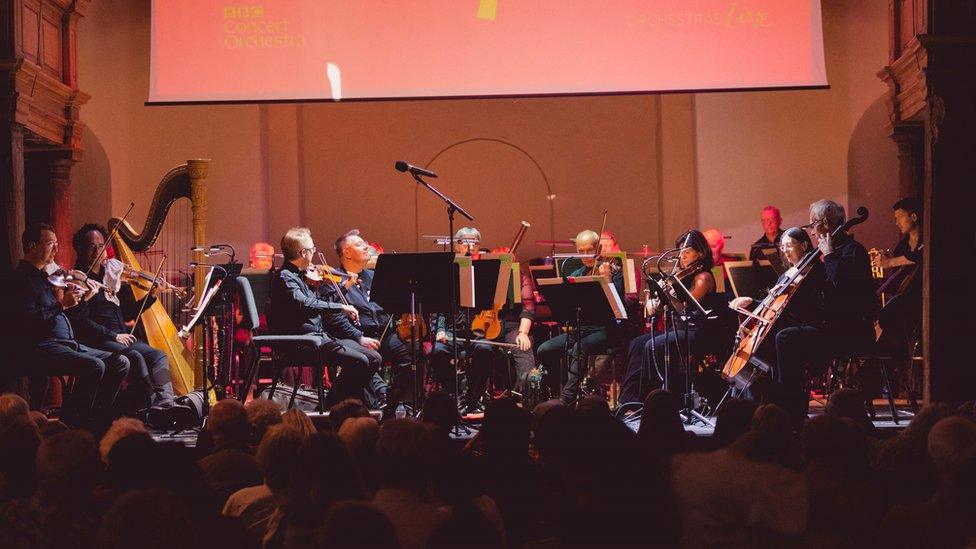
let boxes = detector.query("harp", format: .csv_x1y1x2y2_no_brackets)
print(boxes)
108,159,210,395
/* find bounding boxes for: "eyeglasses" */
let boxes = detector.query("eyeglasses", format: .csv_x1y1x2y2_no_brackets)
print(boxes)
302,246,317,254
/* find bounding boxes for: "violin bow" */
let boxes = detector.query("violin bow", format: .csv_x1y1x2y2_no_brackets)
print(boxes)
85,202,135,277
589,210,609,275
129,255,167,336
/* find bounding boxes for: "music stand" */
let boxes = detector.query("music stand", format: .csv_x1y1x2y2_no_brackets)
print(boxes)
537,276,627,403
371,252,455,411
724,260,778,300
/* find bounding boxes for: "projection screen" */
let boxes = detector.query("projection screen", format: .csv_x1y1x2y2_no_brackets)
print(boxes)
149,0,826,103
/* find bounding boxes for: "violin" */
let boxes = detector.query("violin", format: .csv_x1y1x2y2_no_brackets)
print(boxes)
45,264,103,300
470,221,530,340
397,313,429,342
114,260,187,299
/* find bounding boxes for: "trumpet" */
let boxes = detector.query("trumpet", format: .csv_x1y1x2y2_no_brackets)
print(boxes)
868,248,888,280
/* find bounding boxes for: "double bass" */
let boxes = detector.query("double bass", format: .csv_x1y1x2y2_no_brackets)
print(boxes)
721,207,869,389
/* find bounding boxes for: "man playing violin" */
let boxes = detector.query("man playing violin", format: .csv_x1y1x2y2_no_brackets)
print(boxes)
537,229,627,405
65,223,192,427
269,227,378,408
428,227,496,413
2,222,130,428
320,229,412,412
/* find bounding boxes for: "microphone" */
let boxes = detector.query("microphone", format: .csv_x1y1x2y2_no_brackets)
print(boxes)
394,160,437,178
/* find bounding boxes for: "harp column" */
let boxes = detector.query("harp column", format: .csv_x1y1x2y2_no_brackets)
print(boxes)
188,158,210,390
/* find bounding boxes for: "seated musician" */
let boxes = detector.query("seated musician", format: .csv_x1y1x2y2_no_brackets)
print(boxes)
65,223,192,426
774,200,876,426
703,228,738,268
428,227,496,413
321,229,412,411
482,244,536,395
619,230,727,406
872,197,923,350
536,229,625,406
3,223,129,428
269,227,378,408
750,205,785,261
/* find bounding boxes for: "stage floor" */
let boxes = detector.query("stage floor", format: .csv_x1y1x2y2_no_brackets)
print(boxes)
152,398,914,447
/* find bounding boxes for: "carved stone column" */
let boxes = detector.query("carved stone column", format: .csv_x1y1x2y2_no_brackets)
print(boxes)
890,123,924,199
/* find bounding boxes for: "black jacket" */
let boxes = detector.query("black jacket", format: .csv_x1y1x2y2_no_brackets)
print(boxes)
268,262,347,335
65,265,155,344
4,260,76,345
319,267,388,341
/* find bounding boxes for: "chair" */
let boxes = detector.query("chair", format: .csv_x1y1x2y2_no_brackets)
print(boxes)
235,277,328,412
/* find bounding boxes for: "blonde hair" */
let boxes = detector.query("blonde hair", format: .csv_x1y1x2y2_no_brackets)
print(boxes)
575,230,600,249
99,417,149,464
281,227,312,261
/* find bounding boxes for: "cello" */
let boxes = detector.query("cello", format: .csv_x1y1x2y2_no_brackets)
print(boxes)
721,207,869,389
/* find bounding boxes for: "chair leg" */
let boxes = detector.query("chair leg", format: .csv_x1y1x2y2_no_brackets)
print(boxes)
238,347,260,403
314,365,326,413
287,376,301,410
268,368,280,402
878,358,899,424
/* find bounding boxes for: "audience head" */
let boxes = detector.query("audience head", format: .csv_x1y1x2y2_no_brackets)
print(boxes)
245,398,282,444
927,416,976,486
802,415,868,479
338,416,379,463
637,389,685,448
376,419,431,491
292,431,364,509
99,417,150,464
0,393,30,432
825,388,874,433
105,432,157,492
480,397,531,459
256,424,304,491
421,390,460,436
208,398,252,447
329,398,369,432
281,408,317,438
0,417,41,499
39,420,68,439
712,398,758,449
748,404,795,464
96,489,193,549
578,395,611,418
36,429,101,503
320,500,398,549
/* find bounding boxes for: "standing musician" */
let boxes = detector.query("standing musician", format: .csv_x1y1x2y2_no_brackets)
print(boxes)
618,230,726,406
65,223,192,426
750,205,785,261
269,227,378,408
428,227,496,413
2,222,130,427
774,200,877,426
537,229,625,405
873,197,923,350
321,229,413,411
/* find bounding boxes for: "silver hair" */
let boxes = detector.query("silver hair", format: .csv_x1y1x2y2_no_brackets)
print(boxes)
809,199,846,230
453,227,481,243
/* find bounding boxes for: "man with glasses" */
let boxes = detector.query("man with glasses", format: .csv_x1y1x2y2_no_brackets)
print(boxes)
3,222,130,428
269,227,378,407
750,205,785,261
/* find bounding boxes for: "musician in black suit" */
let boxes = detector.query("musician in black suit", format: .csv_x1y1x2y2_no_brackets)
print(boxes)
65,223,191,427
320,230,412,410
269,227,379,408
2,223,129,427
774,200,876,426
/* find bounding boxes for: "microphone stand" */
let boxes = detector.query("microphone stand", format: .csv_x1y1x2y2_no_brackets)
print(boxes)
661,270,714,428
408,172,474,422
